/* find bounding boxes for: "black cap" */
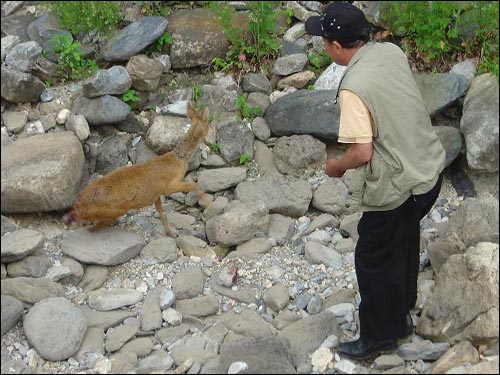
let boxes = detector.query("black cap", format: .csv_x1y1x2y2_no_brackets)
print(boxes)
305,2,370,44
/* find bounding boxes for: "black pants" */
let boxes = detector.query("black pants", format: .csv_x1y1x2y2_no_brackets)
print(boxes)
355,173,443,341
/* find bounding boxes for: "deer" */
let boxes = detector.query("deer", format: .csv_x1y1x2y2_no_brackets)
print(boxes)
63,102,211,237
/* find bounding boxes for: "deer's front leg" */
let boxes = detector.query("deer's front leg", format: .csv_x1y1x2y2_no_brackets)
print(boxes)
154,197,177,237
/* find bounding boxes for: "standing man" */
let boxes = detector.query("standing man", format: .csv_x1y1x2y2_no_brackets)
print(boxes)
305,3,446,359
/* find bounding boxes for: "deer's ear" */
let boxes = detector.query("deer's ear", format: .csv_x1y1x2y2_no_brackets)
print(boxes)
187,102,196,119
201,107,209,122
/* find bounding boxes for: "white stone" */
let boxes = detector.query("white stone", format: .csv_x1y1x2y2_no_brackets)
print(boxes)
311,347,333,372
228,361,249,374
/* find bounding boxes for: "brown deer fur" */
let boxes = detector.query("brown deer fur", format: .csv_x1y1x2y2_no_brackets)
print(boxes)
63,103,211,237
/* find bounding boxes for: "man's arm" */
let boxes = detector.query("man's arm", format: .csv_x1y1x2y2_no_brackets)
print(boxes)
326,142,373,177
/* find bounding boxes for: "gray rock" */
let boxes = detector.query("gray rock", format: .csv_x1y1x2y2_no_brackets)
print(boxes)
273,53,308,76
264,284,289,312
435,126,463,168
241,73,272,94
141,236,178,264
1,1,25,17
72,95,130,125
1,295,24,336
102,16,168,62
77,327,105,358
220,335,297,374
23,297,87,361
426,341,479,374
312,178,349,216
1,67,45,103
197,167,248,193
0,277,65,305
460,73,499,172
168,8,229,69
126,55,163,91
6,254,52,278
2,110,27,133
140,290,162,331
105,324,138,353
419,242,499,346
175,294,219,317
235,175,313,217
1,229,44,263
273,135,327,177
61,228,144,266
1,215,17,235
305,241,343,269
88,288,143,311
268,214,295,246
118,337,153,357
314,62,347,90
137,350,174,372
278,311,341,371
79,265,109,292
1,132,85,213
396,340,450,361
219,308,276,338
82,66,132,97
171,266,206,300
109,351,138,373
146,115,190,154
205,200,269,247
5,40,42,72
79,305,135,329
216,121,255,165
265,89,340,141
1,13,36,43
155,324,190,346
414,72,469,116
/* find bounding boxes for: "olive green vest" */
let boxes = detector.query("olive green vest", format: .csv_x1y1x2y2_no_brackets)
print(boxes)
341,42,446,212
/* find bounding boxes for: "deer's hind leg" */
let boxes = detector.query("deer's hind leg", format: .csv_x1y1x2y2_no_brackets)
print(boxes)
154,197,177,237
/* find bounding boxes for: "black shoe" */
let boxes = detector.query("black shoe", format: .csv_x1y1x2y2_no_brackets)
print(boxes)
338,336,397,360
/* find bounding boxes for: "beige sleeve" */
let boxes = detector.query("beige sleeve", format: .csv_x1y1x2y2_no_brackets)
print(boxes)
338,89,377,144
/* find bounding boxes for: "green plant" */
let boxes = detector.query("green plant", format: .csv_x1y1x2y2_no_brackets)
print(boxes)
209,142,221,154
308,51,323,69
239,153,251,166
235,95,263,120
44,79,52,87
380,1,498,76
140,1,173,17
48,34,98,81
208,1,280,70
41,1,120,35
192,84,203,101
461,1,499,76
211,56,232,72
144,31,172,56
122,89,141,103
283,8,294,25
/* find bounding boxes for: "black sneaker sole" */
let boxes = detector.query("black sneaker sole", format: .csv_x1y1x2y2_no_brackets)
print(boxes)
339,340,397,360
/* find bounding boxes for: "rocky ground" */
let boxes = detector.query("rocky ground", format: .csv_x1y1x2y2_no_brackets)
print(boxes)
1,1,499,374
4,173,495,375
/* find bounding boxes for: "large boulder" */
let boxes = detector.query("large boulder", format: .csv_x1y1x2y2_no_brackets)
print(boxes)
418,242,499,346
1,133,85,213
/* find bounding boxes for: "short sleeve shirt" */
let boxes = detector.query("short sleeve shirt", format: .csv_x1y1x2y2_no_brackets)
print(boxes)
338,89,377,144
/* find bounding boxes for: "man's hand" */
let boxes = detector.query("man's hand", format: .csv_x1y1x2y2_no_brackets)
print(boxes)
326,159,346,178
325,143,373,178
